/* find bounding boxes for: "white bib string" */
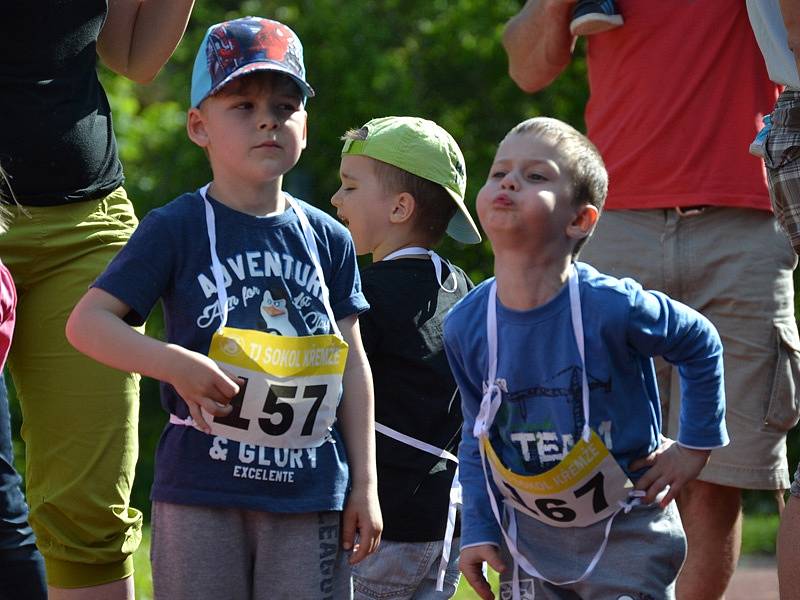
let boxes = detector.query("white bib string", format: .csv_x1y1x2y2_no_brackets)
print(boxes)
381,246,458,293
200,185,340,337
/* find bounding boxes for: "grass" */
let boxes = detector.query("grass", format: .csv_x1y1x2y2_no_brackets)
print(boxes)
132,513,781,599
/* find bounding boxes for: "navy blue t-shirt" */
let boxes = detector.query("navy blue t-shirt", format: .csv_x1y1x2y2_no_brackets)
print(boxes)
95,190,368,513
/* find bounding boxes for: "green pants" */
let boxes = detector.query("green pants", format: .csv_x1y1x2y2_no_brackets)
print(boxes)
0,188,143,587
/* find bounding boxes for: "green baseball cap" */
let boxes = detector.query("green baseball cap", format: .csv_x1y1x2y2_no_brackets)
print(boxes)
341,116,482,244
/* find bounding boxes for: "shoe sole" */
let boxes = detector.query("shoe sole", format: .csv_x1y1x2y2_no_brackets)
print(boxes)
570,14,624,36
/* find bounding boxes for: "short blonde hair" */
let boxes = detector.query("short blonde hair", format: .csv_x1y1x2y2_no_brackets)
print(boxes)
507,117,608,255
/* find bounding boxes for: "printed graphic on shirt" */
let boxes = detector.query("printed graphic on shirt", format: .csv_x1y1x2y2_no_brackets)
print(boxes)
496,364,613,475
195,249,331,334
208,435,319,483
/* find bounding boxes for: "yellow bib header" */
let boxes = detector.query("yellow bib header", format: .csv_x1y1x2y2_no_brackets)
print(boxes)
483,430,609,495
209,326,348,378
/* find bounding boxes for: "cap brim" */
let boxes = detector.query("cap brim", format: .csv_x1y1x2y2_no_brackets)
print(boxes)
200,61,315,106
444,188,482,244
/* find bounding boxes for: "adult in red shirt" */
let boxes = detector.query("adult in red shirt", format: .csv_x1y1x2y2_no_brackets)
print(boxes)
503,1,799,598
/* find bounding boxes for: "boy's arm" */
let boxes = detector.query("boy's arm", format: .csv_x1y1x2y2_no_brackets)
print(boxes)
97,0,195,83
443,322,507,599
66,287,239,432
502,0,577,93
336,314,382,564
780,0,800,76
624,287,727,505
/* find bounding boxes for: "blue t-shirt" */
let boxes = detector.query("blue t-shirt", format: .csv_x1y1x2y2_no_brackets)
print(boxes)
95,190,369,513
443,262,727,546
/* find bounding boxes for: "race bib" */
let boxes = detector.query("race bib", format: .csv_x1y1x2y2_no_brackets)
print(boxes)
483,429,633,528
204,326,348,448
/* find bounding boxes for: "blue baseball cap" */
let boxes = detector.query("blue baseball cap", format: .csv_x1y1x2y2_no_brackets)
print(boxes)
190,16,314,108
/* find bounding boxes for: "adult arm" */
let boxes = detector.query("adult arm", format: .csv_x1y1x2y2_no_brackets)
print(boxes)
502,0,577,93
337,315,383,564
780,0,800,77
98,0,195,83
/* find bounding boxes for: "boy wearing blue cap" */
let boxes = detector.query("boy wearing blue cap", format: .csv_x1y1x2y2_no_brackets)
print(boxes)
66,16,381,599
332,116,481,599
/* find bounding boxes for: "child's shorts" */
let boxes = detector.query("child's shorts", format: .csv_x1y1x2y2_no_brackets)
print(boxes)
499,502,686,600
151,501,353,600
353,537,461,599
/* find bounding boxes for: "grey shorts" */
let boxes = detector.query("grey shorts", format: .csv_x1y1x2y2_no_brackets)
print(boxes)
151,501,352,600
581,207,800,490
764,89,800,254
499,502,686,599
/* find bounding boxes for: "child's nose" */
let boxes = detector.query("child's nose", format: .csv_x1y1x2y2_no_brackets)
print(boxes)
258,108,279,130
500,173,518,190
330,192,341,207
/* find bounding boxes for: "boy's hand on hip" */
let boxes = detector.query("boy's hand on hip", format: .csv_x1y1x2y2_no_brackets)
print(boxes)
166,345,240,433
630,438,711,508
460,544,505,600
341,482,382,565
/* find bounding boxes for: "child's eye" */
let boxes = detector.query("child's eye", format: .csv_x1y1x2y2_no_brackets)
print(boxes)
277,102,300,112
489,170,506,179
528,173,546,181
234,101,253,110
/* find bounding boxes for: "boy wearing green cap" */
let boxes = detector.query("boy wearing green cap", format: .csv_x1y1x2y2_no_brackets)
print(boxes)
66,16,381,599
331,116,481,599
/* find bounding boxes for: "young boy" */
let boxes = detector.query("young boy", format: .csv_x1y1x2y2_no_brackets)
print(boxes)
331,116,481,599
66,17,381,599
443,117,727,600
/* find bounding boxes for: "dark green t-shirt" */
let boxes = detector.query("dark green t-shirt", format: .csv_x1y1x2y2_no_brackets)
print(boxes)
0,0,123,206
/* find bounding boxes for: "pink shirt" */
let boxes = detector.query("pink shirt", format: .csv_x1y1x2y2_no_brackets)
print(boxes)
0,261,16,369
585,0,778,211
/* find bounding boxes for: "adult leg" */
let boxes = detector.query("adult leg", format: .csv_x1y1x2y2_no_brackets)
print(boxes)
0,374,47,600
674,481,741,600
0,191,143,597
778,471,800,598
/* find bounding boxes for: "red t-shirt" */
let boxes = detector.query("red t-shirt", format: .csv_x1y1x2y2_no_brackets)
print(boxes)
0,261,16,369
585,0,778,211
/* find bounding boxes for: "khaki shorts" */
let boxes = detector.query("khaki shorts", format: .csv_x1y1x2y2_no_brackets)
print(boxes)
581,207,800,490
0,188,143,587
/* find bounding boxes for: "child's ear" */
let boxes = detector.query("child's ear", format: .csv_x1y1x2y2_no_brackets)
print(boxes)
186,108,209,148
389,192,416,224
300,111,308,150
567,204,599,240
